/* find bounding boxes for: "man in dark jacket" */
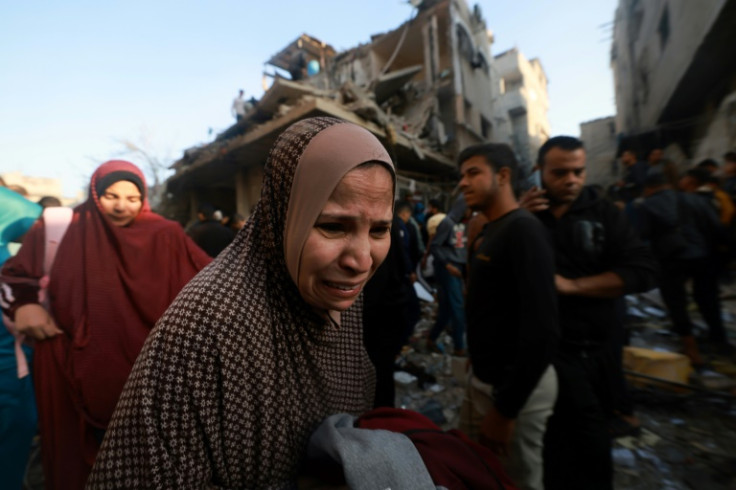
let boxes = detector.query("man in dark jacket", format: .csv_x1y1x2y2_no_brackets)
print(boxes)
521,136,657,490
395,201,424,274
187,203,235,258
363,215,419,408
639,173,732,364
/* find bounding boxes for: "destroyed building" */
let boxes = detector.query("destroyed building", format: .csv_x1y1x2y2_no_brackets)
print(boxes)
162,0,510,223
611,0,736,167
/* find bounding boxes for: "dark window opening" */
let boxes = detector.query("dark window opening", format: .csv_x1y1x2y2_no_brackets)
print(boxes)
481,116,491,139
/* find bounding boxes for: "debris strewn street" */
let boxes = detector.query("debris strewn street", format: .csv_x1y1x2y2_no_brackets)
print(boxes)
393,286,736,489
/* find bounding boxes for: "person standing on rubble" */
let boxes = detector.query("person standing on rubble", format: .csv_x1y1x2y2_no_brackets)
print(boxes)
422,198,444,245
647,147,680,189
426,195,469,356
521,136,657,490
288,49,308,81
457,143,559,490
231,89,248,122
638,172,733,365
395,200,424,274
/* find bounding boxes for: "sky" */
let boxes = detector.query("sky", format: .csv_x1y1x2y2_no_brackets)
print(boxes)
0,0,618,197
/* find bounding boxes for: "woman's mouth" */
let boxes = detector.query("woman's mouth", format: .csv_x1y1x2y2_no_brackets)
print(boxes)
324,281,361,292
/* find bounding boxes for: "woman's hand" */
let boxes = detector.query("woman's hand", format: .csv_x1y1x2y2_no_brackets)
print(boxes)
14,304,62,340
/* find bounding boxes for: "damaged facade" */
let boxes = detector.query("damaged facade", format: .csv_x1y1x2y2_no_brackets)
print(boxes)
611,0,736,167
162,0,537,223
492,47,550,170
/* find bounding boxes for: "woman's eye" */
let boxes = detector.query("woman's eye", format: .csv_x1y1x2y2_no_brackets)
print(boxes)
371,226,390,237
316,223,344,234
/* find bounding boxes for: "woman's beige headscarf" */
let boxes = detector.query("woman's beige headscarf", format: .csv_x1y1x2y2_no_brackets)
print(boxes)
88,117,395,489
284,122,394,284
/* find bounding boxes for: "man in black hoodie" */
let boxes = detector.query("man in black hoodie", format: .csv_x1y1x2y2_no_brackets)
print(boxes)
521,136,657,490
638,172,731,364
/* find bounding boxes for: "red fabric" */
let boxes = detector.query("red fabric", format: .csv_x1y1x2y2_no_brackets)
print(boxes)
3,160,212,489
356,407,517,490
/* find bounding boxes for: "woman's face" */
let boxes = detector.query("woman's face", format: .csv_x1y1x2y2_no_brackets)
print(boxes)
298,164,394,313
99,180,143,227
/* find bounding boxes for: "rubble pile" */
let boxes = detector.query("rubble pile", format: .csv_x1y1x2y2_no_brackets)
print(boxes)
393,303,466,430
393,286,736,489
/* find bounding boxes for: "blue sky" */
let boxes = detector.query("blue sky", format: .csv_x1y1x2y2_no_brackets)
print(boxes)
0,0,618,196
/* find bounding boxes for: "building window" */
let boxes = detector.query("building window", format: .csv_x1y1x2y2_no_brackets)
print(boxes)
472,51,489,73
658,6,670,51
481,116,491,139
505,77,522,92
456,24,475,65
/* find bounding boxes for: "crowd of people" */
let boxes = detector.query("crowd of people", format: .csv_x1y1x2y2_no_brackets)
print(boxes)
0,118,734,489
613,148,736,365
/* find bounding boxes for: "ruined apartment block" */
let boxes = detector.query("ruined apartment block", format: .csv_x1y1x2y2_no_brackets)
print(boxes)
163,0,516,224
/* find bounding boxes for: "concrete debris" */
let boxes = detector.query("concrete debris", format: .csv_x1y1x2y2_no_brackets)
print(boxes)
612,448,637,468
393,371,418,386
395,284,736,488
641,306,668,319
692,369,736,390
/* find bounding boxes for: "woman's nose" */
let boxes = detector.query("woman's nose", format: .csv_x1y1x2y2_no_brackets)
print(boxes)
341,235,372,273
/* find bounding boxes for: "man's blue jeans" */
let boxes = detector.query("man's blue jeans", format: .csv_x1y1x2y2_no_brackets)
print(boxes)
429,263,466,350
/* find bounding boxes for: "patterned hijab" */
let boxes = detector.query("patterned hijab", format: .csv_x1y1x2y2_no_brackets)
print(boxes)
88,117,395,488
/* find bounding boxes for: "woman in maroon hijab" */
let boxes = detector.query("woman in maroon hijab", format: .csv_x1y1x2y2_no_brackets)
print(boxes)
1,160,212,490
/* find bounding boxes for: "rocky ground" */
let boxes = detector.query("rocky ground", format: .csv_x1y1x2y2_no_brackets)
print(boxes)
395,287,736,490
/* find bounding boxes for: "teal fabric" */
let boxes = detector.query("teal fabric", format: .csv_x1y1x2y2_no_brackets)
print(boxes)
0,366,37,488
0,187,41,265
0,188,41,490
0,187,42,370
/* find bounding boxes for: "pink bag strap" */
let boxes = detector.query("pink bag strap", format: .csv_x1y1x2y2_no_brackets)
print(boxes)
42,206,73,276
6,206,72,379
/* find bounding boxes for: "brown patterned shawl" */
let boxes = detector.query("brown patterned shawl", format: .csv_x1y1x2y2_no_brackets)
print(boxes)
87,117,395,489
